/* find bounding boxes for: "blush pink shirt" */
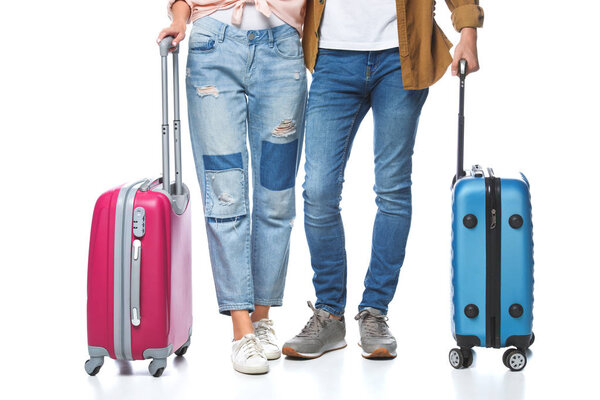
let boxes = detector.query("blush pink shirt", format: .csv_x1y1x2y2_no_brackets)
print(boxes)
168,0,306,36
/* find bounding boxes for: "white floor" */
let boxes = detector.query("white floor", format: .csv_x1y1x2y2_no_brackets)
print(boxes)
6,303,596,400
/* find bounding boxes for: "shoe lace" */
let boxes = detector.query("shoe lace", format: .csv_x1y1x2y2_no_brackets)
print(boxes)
355,310,389,337
240,335,264,359
298,301,327,337
254,319,276,345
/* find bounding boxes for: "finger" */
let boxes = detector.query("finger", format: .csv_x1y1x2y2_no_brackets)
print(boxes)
173,31,185,47
157,29,170,44
467,59,479,75
451,56,460,76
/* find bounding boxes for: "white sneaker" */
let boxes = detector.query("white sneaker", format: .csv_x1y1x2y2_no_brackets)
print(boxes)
231,334,269,374
253,319,281,360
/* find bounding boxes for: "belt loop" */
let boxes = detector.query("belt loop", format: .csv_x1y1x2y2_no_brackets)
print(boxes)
268,28,274,48
218,24,227,43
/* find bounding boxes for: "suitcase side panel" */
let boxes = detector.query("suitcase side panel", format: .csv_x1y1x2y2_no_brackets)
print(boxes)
130,191,172,360
87,186,122,359
451,177,487,347
168,201,193,351
500,178,534,346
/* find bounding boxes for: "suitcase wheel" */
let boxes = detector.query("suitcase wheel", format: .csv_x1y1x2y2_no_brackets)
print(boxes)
503,348,527,371
84,357,104,376
449,348,473,369
149,358,167,377
175,335,191,357
175,344,189,357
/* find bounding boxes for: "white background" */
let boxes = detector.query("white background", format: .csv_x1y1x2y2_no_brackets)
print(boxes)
1,1,599,399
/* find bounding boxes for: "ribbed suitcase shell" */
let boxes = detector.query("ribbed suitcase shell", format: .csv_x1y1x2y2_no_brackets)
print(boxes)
451,168,534,349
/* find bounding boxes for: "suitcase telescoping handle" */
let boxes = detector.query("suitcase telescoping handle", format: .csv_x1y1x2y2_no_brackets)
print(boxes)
456,59,467,182
159,36,183,195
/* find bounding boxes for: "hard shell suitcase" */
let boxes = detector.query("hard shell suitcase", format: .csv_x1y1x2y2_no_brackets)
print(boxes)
449,61,534,372
85,38,192,377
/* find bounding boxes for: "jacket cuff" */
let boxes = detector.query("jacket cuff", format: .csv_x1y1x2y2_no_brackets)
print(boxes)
168,0,193,24
451,4,484,32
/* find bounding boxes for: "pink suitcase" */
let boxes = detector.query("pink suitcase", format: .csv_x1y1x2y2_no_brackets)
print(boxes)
85,38,192,377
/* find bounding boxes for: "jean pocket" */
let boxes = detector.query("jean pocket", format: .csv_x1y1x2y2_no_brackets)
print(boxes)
189,30,217,53
205,169,247,218
274,35,303,60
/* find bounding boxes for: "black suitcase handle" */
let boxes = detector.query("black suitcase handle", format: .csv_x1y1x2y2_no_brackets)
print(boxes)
456,59,468,182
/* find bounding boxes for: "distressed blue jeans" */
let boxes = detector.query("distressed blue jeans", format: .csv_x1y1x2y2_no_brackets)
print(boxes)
303,48,428,316
186,18,307,315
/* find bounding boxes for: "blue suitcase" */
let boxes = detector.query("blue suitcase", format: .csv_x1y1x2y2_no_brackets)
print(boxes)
449,61,534,371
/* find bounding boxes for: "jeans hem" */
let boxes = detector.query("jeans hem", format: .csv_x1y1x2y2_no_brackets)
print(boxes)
358,304,388,315
317,304,344,317
254,299,283,307
218,303,255,316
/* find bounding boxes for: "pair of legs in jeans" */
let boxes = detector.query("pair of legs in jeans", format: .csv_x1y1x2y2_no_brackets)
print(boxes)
282,48,428,359
188,17,428,364
186,18,306,372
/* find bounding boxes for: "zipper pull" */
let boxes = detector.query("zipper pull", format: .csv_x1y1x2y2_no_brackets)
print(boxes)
490,209,497,230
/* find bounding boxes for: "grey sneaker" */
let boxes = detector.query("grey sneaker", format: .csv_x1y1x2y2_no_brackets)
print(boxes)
355,307,397,359
282,301,347,359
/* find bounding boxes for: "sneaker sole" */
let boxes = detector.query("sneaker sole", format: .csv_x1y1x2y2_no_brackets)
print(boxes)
282,340,347,359
232,362,269,375
265,351,281,361
360,347,397,359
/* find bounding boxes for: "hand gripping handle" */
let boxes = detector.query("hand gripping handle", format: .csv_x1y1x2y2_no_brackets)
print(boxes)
159,36,179,56
456,59,468,182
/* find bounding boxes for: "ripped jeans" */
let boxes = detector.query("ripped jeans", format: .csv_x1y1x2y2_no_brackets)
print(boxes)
186,17,307,315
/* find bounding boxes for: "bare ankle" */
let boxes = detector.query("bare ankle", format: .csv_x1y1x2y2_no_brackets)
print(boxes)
251,305,271,322
231,310,254,340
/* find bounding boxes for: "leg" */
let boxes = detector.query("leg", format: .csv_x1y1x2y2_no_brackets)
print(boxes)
303,50,371,316
246,32,308,309
251,305,270,322
186,23,254,318
359,49,429,313
231,310,254,340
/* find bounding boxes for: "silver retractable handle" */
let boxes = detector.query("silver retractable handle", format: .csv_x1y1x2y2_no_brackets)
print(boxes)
159,36,183,195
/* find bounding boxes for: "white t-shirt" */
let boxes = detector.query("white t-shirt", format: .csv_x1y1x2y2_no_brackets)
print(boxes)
318,0,399,51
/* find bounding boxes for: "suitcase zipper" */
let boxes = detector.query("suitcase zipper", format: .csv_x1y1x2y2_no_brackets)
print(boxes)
485,169,502,348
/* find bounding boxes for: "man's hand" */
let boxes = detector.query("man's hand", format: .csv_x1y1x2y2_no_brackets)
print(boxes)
451,27,479,76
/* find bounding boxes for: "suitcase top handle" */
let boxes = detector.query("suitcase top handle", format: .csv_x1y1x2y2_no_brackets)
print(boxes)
456,59,468,183
159,36,183,196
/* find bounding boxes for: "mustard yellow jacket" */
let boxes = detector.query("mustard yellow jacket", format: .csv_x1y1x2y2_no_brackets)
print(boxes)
303,0,484,90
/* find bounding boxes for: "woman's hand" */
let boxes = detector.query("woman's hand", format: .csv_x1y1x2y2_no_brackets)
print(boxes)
157,22,186,50
451,28,480,76
157,1,191,50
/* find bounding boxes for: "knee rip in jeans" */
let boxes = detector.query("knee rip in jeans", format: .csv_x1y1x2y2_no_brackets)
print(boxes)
272,119,296,138
196,85,219,98
218,192,235,206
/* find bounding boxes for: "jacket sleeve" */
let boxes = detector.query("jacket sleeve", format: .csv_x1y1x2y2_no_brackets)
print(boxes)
168,0,193,23
444,0,484,32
